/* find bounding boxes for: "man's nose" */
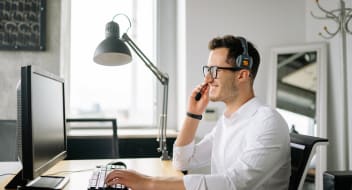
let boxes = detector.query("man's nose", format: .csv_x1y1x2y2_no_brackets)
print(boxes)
204,73,214,83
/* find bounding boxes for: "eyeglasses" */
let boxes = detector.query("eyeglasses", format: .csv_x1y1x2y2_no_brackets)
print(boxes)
202,66,242,79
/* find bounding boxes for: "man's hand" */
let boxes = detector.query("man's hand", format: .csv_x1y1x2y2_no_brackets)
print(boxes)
105,169,153,190
105,169,185,190
188,83,210,115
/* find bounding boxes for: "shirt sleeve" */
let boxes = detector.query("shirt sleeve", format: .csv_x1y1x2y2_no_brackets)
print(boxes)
173,126,216,171
182,115,290,190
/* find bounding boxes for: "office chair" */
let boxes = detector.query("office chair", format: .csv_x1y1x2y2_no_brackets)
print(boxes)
289,133,328,190
0,120,17,161
66,118,119,159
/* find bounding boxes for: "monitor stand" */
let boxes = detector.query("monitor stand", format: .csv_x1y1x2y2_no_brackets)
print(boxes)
5,170,28,189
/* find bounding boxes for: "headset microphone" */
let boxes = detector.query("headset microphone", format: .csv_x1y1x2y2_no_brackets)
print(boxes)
195,92,202,101
195,84,207,101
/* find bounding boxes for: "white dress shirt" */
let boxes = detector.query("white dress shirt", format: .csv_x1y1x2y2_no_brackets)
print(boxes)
173,97,291,190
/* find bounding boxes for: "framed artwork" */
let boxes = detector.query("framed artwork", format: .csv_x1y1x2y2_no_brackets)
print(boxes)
0,0,46,51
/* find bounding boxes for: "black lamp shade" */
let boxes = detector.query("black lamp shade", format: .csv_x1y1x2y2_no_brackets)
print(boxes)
93,36,132,66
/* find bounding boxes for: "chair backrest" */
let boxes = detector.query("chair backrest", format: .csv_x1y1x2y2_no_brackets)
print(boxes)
66,118,120,158
289,133,328,190
0,120,17,161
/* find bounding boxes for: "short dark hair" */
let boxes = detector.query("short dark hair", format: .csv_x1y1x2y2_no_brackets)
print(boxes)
208,35,260,80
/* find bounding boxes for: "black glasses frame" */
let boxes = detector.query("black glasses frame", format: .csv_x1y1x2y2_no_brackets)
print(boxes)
202,66,242,79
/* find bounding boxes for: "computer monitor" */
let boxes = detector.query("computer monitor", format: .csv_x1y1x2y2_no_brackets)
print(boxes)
6,65,67,188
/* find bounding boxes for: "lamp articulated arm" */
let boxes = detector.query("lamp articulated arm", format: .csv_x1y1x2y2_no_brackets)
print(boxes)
122,33,170,160
122,33,168,85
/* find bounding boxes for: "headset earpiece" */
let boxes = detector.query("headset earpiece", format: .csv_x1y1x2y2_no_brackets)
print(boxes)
236,37,253,70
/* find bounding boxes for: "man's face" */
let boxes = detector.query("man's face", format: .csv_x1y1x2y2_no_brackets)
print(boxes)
205,48,239,103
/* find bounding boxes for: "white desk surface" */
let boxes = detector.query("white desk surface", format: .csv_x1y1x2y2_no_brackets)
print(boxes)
0,162,21,185
0,158,182,190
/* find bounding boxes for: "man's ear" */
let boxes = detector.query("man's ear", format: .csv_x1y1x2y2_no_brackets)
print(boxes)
238,70,251,79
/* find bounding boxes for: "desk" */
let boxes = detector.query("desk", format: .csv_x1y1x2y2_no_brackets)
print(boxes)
1,158,183,190
0,162,21,185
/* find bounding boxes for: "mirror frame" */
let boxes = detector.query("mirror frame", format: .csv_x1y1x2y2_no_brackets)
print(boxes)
269,42,327,190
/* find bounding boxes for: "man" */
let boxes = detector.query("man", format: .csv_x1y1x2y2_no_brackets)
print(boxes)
106,35,291,190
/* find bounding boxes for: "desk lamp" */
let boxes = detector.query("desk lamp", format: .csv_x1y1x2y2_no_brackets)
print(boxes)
93,14,170,160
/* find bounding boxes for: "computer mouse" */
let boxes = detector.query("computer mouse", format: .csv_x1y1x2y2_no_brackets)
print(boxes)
108,161,127,169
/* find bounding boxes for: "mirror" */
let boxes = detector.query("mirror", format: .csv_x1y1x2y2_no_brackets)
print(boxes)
277,50,317,135
269,43,327,190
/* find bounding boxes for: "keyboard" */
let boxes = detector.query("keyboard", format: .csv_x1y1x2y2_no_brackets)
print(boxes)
88,163,128,190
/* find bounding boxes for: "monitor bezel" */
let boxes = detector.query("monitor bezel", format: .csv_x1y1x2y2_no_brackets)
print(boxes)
20,65,67,180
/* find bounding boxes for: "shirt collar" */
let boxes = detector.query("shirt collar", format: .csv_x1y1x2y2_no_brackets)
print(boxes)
226,97,262,119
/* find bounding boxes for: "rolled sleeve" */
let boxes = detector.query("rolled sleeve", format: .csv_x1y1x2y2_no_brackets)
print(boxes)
173,131,215,171
172,140,195,170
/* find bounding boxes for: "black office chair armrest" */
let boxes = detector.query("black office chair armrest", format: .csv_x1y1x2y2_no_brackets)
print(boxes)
289,133,328,190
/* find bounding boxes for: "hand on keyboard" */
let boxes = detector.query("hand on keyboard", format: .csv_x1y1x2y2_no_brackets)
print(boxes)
88,162,128,190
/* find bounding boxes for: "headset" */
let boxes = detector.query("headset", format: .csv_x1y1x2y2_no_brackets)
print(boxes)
235,37,253,70
195,36,253,101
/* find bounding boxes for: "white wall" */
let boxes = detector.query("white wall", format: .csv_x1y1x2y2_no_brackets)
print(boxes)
0,1,62,119
177,0,306,134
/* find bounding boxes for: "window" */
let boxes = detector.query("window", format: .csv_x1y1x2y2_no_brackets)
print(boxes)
70,0,156,127
278,108,316,135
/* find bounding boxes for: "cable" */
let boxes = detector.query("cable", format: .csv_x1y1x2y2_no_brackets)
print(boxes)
0,173,17,176
45,168,94,176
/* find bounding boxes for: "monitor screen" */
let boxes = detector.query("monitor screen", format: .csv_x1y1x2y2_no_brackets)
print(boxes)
6,65,67,188
30,68,66,176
